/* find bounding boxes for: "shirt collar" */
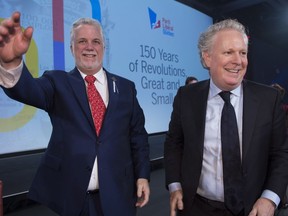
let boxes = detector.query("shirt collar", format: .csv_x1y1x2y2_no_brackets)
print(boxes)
79,67,105,85
209,79,242,99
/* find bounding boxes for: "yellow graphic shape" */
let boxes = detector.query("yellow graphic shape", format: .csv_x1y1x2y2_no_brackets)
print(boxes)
0,25,39,132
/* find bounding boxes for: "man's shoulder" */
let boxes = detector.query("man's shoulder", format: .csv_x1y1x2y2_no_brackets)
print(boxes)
104,69,134,85
181,79,209,92
243,79,274,92
243,80,280,101
44,69,69,76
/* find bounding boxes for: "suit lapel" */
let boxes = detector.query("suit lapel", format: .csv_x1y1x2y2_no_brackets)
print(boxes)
104,71,119,125
68,68,95,132
193,81,210,150
67,68,120,137
242,81,260,159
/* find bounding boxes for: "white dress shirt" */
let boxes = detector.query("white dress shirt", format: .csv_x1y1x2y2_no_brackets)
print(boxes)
79,68,109,191
0,61,23,88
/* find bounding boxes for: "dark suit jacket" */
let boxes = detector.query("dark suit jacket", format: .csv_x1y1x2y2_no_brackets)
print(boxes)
164,79,288,216
3,64,150,216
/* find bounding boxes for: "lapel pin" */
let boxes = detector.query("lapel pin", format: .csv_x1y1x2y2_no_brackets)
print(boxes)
112,77,119,93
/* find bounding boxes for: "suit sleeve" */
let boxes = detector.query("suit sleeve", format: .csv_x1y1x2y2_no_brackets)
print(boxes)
164,87,185,186
264,89,288,198
2,63,55,111
130,83,150,180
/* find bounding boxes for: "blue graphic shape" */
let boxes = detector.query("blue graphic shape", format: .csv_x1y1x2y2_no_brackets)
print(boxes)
90,0,101,22
148,7,157,29
54,41,65,70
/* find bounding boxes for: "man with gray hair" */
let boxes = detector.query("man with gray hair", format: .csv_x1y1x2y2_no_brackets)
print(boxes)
164,19,288,216
0,11,150,216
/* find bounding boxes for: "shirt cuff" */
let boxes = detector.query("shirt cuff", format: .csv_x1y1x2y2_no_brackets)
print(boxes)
261,189,280,207
168,182,182,193
0,61,23,88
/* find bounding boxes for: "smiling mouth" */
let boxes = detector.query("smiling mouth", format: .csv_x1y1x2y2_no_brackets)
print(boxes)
83,54,96,58
226,68,240,73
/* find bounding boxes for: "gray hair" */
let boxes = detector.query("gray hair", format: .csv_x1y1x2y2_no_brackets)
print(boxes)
70,17,105,46
198,19,248,69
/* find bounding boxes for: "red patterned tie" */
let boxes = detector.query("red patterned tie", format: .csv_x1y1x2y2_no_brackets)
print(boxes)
85,75,106,136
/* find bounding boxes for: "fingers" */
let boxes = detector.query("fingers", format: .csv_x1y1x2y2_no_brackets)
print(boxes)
8,11,21,34
170,201,177,216
0,11,33,66
248,206,257,216
248,198,276,216
0,11,32,43
0,23,11,43
170,190,184,216
177,198,184,210
11,11,21,25
23,26,33,42
0,12,21,41
170,197,184,212
170,199,184,216
135,178,150,208
135,192,148,208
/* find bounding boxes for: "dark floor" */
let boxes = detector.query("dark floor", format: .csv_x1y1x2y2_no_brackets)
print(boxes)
4,168,170,216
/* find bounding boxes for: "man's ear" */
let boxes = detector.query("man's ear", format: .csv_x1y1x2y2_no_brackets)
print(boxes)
202,51,211,68
70,45,74,56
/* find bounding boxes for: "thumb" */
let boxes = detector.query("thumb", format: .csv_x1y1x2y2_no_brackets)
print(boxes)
23,27,33,42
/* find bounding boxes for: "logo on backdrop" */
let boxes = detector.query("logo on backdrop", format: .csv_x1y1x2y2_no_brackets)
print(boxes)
148,7,174,37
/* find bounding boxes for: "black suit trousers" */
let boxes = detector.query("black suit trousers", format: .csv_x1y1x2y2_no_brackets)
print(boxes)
177,194,244,216
79,192,104,216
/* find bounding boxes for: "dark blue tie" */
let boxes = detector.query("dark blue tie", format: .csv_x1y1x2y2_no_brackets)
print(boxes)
219,91,244,215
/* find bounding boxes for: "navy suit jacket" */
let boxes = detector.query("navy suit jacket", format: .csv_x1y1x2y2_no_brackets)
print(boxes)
164,79,288,215
3,64,150,216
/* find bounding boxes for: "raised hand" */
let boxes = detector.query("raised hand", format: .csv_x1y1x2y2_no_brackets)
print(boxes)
0,11,33,69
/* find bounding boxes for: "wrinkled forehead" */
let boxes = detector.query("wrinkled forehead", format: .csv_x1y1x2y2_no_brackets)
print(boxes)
215,29,248,45
74,24,103,40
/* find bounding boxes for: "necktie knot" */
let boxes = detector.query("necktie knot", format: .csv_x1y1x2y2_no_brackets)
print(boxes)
219,91,231,103
85,75,96,84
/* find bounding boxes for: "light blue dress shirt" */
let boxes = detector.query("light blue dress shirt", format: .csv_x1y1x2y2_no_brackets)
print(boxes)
169,79,279,207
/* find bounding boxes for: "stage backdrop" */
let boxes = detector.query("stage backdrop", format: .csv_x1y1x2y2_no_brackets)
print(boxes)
0,0,212,154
